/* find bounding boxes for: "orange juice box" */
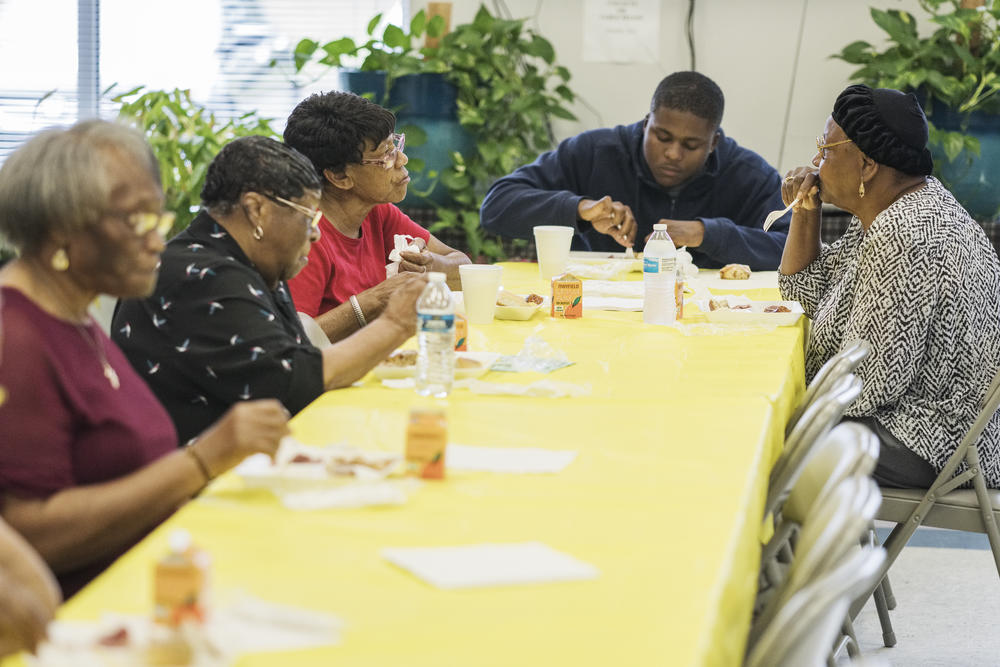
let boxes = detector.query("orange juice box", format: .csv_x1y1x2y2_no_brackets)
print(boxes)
676,280,684,320
153,531,210,628
454,313,468,351
550,273,582,319
405,409,447,479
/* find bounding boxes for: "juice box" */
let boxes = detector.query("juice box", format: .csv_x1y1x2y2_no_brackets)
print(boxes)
550,273,582,319
454,313,468,351
153,531,210,628
405,408,447,479
676,280,684,320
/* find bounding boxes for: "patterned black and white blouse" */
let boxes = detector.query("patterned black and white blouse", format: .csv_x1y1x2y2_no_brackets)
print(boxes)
113,211,324,445
779,178,1000,485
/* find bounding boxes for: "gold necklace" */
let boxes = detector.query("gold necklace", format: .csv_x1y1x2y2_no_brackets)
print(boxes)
30,265,121,390
75,316,121,390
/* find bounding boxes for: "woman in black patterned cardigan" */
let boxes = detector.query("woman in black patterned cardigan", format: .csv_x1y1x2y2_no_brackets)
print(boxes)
778,84,1000,489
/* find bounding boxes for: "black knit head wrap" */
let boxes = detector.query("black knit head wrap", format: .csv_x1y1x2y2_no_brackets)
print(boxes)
831,84,933,176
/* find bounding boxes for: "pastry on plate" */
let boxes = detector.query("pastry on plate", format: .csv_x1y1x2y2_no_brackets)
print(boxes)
719,263,752,280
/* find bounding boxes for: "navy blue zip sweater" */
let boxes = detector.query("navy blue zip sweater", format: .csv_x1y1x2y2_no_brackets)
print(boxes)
479,121,790,270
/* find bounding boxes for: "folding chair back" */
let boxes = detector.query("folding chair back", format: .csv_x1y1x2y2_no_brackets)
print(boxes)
786,475,881,598
786,339,871,437
746,546,886,667
751,475,882,651
765,374,863,520
782,422,879,524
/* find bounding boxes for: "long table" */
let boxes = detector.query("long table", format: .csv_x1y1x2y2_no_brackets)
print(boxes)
23,264,806,666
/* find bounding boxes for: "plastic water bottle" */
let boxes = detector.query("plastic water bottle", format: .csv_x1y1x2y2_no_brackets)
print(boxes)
416,272,455,397
643,223,677,325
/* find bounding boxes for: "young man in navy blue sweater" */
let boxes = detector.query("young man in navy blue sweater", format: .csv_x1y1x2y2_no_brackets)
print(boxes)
479,71,790,270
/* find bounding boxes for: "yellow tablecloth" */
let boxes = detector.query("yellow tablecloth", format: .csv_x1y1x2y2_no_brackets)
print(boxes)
26,263,805,667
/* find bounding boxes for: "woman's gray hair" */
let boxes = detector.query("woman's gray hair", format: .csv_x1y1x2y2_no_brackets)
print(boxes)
0,119,160,255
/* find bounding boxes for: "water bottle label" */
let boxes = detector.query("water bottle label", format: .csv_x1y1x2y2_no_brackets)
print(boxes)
418,313,455,333
644,257,676,274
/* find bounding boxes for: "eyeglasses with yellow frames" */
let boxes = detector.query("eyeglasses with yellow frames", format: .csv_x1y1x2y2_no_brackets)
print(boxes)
110,210,176,238
266,194,323,231
816,136,854,159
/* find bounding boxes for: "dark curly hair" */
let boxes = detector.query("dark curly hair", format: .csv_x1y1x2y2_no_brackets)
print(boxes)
200,136,321,214
650,71,725,129
283,91,396,178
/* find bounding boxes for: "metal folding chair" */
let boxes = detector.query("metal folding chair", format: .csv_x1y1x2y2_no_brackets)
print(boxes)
852,365,1000,646
746,545,886,667
749,475,883,655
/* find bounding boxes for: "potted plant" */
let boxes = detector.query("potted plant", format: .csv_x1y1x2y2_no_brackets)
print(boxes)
285,5,577,260
112,86,280,237
833,0,1000,220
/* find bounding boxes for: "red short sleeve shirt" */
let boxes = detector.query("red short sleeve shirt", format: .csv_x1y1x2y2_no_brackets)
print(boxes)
288,204,431,317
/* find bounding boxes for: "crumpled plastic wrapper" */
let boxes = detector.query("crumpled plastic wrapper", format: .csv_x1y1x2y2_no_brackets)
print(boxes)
676,246,700,281
385,234,422,278
490,330,573,373
31,593,343,666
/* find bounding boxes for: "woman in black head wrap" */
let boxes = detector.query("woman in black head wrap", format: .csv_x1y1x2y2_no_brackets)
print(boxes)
778,84,1000,488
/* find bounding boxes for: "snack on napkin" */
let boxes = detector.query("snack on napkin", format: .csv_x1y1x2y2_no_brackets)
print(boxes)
385,234,422,278
719,263,752,280
496,290,544,307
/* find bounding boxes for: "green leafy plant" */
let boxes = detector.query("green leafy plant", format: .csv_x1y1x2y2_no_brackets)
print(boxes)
833,0,1000,162
111,86,279,236
286,5,577,260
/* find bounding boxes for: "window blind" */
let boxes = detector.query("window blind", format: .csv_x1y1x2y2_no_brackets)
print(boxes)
0,0,406,164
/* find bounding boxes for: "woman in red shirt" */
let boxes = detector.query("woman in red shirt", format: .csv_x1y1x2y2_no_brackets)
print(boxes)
284,91,471,343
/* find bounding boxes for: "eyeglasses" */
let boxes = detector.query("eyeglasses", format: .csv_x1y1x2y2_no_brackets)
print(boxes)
816,136,853,159
360,133,405,170
110,210,176,238
266,194,323,231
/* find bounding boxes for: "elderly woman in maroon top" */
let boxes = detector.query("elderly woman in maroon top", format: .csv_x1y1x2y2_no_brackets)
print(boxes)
0,120,290,597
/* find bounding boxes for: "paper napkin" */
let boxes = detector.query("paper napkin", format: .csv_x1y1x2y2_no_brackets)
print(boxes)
381,542,599,589
446,444,577,473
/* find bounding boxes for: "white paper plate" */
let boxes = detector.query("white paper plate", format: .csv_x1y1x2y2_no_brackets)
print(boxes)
372,351,500,380
495,298,544,320
700,300,804,326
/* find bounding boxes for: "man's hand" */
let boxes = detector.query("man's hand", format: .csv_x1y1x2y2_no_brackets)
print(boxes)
577,196,636,247
660,219,705,247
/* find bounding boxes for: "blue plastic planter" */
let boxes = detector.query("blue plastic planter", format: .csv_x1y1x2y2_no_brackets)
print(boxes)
927,105,1000,222
340,70,474,206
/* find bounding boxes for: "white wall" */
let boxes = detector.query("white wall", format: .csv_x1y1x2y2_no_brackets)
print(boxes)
412,0,924,173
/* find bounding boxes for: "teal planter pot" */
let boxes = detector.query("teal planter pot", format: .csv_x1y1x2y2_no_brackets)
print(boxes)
928,105,1000,222
340,71,474,207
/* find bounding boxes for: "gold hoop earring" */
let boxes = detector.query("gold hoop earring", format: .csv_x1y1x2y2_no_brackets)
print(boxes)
858,180,866,199
51,248,70,271
252,225,264,241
